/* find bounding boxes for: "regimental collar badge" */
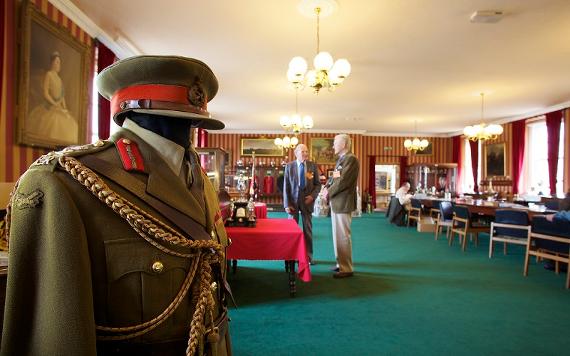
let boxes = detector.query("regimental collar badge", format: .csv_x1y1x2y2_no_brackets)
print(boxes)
13,189,44,209
115,138,146,172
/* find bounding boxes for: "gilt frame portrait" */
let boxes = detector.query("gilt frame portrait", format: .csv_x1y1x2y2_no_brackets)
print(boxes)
240,138,284,157
310,137,337,164
485,142,506,178
16,0,90,148
414,141,433,156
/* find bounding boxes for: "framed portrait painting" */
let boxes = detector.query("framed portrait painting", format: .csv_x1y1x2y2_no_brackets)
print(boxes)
485,142,506,178
414,141,433,156
16,0,91,148
310,137,337,164
240,138,284,157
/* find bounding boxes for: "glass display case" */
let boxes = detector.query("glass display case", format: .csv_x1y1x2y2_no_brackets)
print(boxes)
195,147,228,192
407,163,458,195
195,147,231,219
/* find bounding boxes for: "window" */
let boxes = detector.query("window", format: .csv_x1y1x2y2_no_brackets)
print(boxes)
460,138,475,193
525,119,565,196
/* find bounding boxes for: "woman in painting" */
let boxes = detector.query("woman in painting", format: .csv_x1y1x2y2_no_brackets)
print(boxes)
29,51,78,143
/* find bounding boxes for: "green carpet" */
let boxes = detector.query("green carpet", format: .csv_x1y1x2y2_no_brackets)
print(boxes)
227,213,569,356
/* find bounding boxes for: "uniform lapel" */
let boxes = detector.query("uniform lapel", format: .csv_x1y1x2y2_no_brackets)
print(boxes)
291,162,298,188
113,129,207,227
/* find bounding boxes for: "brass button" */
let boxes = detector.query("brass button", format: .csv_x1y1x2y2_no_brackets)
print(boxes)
151,261,164,274
210,230,216,238
122,138,131,144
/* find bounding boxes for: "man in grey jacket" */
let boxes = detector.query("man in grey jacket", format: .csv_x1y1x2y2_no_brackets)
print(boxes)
323,134,359,278
283,144,321,264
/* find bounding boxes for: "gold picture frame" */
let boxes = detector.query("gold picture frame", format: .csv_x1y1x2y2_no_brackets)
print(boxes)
414,141,433,156
310,137,337,164
485,142,506,178
240,138,284,157
16,0,91,148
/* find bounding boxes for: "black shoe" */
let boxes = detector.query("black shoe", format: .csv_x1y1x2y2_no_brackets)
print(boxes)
330,266,339,272
333,271,354,279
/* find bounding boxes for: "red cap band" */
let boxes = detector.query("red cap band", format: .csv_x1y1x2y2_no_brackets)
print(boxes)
111,84,206,118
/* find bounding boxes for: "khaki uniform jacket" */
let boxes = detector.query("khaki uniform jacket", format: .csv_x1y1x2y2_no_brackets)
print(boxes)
327,153,359,214
1,129,229,356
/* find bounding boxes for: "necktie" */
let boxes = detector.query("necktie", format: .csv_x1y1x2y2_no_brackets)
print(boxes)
299,162,305,190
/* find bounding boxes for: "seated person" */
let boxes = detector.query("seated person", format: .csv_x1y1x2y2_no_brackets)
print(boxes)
539,193,570,271
395,182,413,209
545,193,570,222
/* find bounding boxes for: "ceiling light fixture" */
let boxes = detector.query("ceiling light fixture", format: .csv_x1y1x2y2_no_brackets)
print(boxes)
274,89,314,150
287,0,351,94
463,93,503,141
404,120,429,152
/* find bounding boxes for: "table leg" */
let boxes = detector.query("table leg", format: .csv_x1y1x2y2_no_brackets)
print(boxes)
287,260,296,297
232,259,237,274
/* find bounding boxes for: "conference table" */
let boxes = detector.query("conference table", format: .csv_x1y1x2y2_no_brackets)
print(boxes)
419,197,556,218
225,218,311,297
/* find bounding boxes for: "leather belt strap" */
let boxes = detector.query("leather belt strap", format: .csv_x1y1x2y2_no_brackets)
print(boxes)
80,155,211,241
120,99,209,117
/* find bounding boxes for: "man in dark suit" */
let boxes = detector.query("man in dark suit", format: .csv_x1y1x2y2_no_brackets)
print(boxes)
283,143,321,264
323,134,359,278
2,56,231,355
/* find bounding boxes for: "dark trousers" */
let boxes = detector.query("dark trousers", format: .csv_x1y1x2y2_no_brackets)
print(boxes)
289,198,314,262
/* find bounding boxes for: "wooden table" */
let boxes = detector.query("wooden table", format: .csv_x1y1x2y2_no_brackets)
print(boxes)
225,218,310,297
418,198,556,218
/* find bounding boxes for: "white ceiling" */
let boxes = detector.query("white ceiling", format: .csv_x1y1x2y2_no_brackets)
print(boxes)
63,0,570,136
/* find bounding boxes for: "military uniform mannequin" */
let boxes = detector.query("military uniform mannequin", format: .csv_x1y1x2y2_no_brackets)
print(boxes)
1,56,231,355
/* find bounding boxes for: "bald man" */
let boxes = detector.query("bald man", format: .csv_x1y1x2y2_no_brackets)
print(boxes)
283,144,321,264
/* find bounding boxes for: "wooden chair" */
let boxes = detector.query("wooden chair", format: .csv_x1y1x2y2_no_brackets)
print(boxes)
449,205,490,251
489,209,530,259
434,201,453,241
407,198,422,227
525,215,570,289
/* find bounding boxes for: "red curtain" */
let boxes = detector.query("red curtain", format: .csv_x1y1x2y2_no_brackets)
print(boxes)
452,135,462,193
0,0,5,113
196,128,208,148
545,110,562,195
469,140,479,192
399,156,408,187
368,155,376,208
511,119,526,194
96,40,116,140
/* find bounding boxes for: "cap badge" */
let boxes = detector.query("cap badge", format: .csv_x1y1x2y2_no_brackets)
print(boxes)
188,78,206,108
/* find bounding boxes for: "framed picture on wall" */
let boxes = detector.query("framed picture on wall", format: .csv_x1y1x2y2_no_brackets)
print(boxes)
376,171,389,191
414,141,433,156
310,137,337,164
16,0,91,148
485,142,506,177
240,138,284,156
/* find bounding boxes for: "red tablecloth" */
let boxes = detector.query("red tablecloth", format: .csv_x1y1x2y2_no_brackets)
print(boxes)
254,202,268,219
225,218,311,282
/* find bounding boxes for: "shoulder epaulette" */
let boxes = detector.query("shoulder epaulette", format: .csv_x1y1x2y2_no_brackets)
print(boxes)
31,140,112,169
115,137,145,172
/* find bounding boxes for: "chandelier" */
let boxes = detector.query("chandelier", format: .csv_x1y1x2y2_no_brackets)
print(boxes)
463,93,503,141
274,89,313,150
404,120,429,152
287,0,351,94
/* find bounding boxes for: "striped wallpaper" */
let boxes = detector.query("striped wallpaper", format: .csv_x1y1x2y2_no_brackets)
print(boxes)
209,132,453,204
0,0,93,183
